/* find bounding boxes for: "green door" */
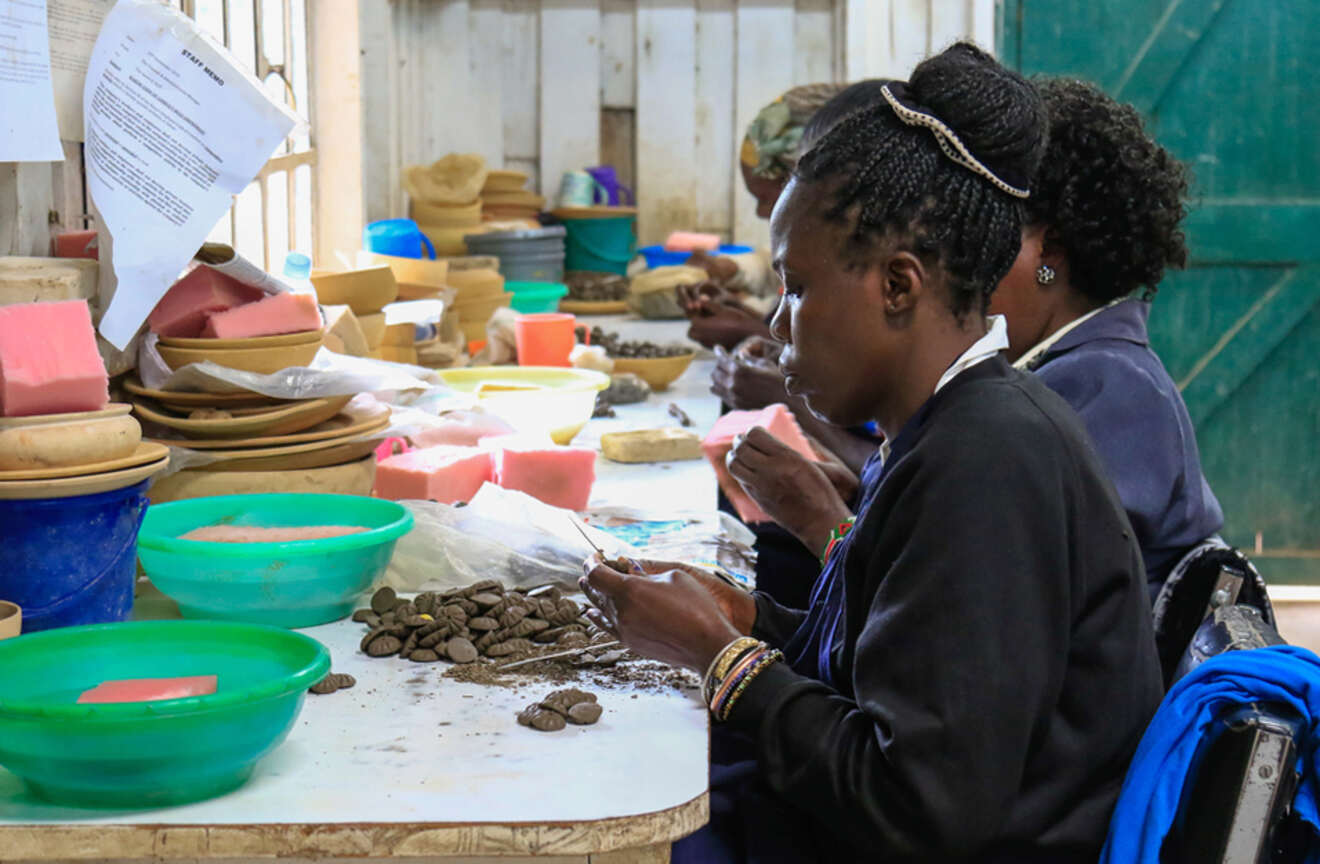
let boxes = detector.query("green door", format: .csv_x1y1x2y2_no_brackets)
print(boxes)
1001,0,1320,583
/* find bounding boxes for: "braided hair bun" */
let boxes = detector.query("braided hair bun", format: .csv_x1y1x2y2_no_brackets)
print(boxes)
797,42,1047,317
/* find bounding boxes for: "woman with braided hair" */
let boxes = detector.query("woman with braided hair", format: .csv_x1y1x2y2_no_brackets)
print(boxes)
990,77,1222,597
582,43,1161,863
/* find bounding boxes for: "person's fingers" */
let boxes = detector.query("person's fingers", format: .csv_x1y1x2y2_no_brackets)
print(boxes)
583,561,628,593
738,426,789,459
584,607,619,636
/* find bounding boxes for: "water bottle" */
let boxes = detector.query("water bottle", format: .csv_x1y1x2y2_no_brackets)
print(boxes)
283,252,316,296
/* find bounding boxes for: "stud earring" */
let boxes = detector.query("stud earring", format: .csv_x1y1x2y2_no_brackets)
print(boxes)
1035,264,1055,285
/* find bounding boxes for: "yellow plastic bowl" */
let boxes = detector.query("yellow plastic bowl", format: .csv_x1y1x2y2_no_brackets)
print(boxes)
310,266,399,315
435,366,609,444
611,352,697,392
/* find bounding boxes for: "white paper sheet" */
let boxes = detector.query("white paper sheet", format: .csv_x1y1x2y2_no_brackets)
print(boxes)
47,0,112,141
85,0,297,350
0,0,65,161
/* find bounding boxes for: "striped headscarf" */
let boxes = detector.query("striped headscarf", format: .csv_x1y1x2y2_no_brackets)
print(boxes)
740,83,850,180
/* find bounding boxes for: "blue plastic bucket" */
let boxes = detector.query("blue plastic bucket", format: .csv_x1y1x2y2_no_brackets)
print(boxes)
561,216,636,275
638,243,752,269
0,480,149,633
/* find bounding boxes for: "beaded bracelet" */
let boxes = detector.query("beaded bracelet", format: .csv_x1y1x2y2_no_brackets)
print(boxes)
710,644,770,713
819,516,857,565
715,649,784,722
702,636,762,706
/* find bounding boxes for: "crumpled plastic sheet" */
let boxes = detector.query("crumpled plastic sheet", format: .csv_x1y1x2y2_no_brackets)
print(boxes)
137,337,440,397
382,485,641,593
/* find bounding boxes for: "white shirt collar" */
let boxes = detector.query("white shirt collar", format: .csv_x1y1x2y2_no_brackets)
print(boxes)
879,315,1008,463
1011,298,1127,371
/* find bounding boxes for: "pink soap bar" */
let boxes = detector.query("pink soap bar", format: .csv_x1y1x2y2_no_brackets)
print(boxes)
374,445,493,503
201,292,321,339
701,404,816,523
489,440,597,511
663,231,721,252
180,525,368,542
53,230,98,260
149,266,264,337
0,300,108,417
77,675,218,704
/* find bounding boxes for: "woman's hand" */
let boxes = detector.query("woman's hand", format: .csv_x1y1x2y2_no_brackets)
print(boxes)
727,427,854,555
711,345,790,410
580,557,753,671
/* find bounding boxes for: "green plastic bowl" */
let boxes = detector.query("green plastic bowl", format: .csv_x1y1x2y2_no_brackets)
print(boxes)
0,619,329,808
137,493,414,628
506,281,569,314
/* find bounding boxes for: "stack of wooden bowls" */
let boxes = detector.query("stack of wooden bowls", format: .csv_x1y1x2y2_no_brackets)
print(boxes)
443,255,513,344
310,265,399,357
122,380,391,503
406,154,490,256
155,330,324,375
0,404,168,500
481,170,544,225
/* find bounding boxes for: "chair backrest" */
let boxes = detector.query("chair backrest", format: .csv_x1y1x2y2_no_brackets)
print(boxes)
1160,606,1307,864
1153,539,1276,688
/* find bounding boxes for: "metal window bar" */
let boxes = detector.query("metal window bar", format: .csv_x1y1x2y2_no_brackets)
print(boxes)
176,0,315,271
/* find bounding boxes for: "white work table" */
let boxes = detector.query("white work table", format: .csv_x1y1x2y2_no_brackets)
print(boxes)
0,317,720,864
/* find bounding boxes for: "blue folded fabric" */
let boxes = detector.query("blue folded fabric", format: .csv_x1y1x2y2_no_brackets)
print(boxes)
1101,644,1320,863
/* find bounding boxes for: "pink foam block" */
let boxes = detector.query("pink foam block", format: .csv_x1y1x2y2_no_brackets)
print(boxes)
663,231,721,252
77,675,218,704
201,292,322,339
701,404,816,523
149,266,264,337
0,300,108,417
374,445,493,503
488,440,597,511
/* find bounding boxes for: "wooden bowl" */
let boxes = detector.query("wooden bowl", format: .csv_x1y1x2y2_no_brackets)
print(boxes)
441,255,500,272
357,312,386,348
310,265,399,314
410,199,482,227
176,433,381,473
0,405,141,470
483,170,529,192
0,601,19,640
0,441,168,482
446,268,505,298
158,330,322,350
453,291,513,322
0,454,168,500
416,224,477,257
355,251,449,291
156,337,323,375
132,395,352,439
148,453,376,504
610,352,697,392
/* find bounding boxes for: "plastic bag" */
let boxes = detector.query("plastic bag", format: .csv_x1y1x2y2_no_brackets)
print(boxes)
382,485,641,592
583,505,758,588
627,266,708,320
137,339,440,396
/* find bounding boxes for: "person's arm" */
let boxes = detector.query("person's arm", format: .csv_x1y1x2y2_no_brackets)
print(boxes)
750,591,808,646
723,433,1078,856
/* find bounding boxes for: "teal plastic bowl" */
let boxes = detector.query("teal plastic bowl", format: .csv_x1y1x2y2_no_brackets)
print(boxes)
137,493,414,628
0,619,329,808
507,281,569,314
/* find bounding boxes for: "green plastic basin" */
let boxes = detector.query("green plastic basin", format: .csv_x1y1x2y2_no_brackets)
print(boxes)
0,619,329,808
137,493,414,628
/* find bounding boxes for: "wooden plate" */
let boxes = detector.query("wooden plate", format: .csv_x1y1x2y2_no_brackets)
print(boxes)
132,395,353,439
560,299,629,315
171,431,383,472
0,455,168,500
148,411,391,451
148,454,376,503
122,378,287,409
0,403,130,429
0,442,169,482
158,330,323,350
551,206,638,219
